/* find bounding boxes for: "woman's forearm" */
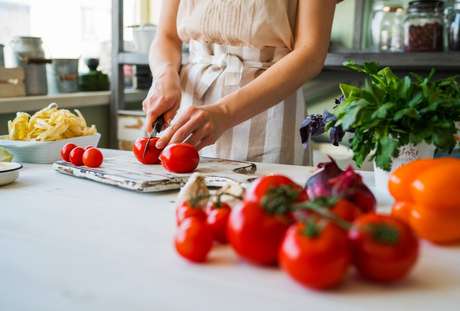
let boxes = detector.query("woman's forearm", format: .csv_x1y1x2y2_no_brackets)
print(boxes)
148,35,182,78
219,46,327,128
148,0,182,78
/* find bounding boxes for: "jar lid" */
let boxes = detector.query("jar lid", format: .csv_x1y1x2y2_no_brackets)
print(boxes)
408,0,444,13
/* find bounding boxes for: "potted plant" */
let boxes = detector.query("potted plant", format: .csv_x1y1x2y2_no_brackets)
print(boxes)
300,61,460,192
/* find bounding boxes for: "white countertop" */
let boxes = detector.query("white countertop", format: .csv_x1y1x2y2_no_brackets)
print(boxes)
1,150,459,311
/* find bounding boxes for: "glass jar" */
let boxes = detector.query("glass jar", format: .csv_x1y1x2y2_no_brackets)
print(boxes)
404,0,445,52
379,5,405,52
448,1,460,50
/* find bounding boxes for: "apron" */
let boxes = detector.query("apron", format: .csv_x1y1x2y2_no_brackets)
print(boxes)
177,0,311,165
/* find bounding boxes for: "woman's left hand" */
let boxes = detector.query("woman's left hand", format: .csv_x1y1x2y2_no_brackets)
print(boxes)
155,104,230,150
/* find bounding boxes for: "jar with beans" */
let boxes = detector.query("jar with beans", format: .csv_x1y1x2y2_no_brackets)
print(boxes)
448,1,460,50
404,0,445,52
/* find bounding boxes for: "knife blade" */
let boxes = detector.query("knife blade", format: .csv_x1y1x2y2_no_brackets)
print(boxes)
143,115,164,160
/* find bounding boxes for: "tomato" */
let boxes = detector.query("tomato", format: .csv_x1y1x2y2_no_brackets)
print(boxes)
132,137,162,165
408,203,460,244
82,147,103,168
69,146,85,166
388,159,435,202
330,199,362,222
279,222,351,289
85,145,95,150
389,158,459,202
246,175,308,204
227,201,290,266
391,201,413,222
348,214,419,283
160,143,199,173
176,201,206,225
206,202,231,244
60,143,77,162
174,217,213,263
411,161,460,209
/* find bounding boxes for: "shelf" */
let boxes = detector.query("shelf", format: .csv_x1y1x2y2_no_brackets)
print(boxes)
118,52,149,65
0,89,147,114
324,52,460,70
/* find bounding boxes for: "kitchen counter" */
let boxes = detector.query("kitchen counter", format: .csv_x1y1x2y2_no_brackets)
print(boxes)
1,150,460,311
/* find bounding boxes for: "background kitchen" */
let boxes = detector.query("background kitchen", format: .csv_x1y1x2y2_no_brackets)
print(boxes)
0,0,459,169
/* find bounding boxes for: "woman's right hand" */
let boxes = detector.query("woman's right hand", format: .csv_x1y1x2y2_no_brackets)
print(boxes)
142,68,182,132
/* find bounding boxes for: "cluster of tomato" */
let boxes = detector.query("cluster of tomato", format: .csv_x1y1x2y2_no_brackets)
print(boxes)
132,137,199,173
60,143,104,168
390,157,460,244
174,174,420,290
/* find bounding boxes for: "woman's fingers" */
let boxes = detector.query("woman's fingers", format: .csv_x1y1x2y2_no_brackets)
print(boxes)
143,95,178,132
156,108,193,148
195,136,214,150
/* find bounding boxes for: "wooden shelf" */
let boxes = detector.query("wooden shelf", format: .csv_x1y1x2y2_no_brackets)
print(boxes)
325,52,460,71
117,50,460,70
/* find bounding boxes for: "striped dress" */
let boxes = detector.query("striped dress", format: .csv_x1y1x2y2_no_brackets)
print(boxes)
176,0,310,165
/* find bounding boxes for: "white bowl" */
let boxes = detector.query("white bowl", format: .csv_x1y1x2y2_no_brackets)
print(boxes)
0,133,101,164
0,162,22,186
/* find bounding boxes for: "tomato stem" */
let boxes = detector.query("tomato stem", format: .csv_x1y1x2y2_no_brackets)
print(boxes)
293,202,352,231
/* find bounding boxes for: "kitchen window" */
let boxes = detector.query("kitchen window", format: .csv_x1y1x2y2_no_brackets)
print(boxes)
0,0,148,68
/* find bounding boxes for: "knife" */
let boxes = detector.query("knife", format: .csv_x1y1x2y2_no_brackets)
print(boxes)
143,115,164,159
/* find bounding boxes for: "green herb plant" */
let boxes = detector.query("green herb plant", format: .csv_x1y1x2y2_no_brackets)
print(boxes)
327,61,460,171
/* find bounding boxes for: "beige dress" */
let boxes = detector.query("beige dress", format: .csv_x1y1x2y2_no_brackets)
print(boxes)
177,0,310,165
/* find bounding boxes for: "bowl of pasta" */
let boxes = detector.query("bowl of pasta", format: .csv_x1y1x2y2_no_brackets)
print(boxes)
0,103,100,164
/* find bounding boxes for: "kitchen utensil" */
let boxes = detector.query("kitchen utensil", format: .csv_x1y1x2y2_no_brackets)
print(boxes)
0,133,101,164
0,162,22,186
53,150,257,192
10,37,49,95
143,115,164,159
47,58,79,94
130,24,157,54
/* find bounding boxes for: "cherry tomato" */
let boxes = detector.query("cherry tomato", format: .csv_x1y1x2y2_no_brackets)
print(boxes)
279,222,351,289
69,146,85,166
206,202,231,244
160,143,199,173
331,199,362,222
348,214,419,283
82,147,103,168
175,217,213,263
176,201,206,225
132,137,162,165
227,201,290,266
60,143,77,162
85,145,95,150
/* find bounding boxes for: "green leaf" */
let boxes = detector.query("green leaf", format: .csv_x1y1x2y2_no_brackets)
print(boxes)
338,99,367,130
339,83,361,98
394,108,418,121
399,76,412,99
375,136,398,171
372,102,395,119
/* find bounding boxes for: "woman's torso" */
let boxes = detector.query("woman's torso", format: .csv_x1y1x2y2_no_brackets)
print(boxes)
177,0,299,50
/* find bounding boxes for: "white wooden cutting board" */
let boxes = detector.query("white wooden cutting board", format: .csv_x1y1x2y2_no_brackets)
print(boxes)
52,149,257,192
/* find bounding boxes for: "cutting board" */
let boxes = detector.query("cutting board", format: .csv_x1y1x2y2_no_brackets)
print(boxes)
52,150,257,192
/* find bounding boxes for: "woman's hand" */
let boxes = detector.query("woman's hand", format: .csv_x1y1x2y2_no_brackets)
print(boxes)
143,69,182,132
155,104,230,150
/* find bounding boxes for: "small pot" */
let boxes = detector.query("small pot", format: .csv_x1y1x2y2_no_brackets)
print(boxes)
129,24,157,54
373,142,436,197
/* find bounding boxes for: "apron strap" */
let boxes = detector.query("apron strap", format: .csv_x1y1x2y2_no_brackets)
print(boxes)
188,40,286,99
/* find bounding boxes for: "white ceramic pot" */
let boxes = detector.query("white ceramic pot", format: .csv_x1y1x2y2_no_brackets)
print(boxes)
373,142,436,196
131,24,157,54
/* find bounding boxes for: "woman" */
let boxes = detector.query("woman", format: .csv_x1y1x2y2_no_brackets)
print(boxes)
143,0,339,165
